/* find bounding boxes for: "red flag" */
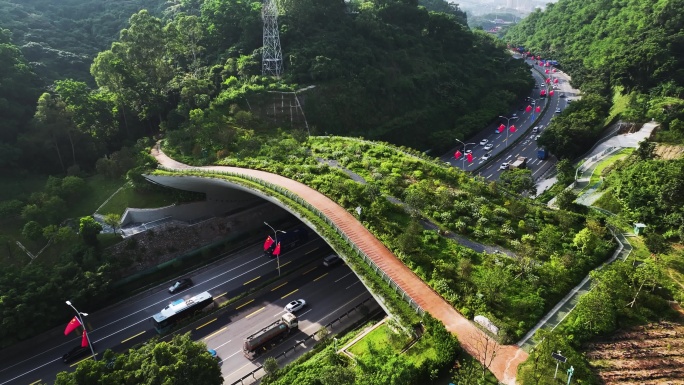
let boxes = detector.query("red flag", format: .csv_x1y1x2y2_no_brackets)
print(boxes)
454,150,462,160
498,124,505,133
81,329,89,347
526,105,532,113
263,236,274,251
466,153,473,163
273,242,281,256
545,69,549,74
554,78,559,83
553,69,557,72
535,106,541,113
64,317,81,335
549,90,555,96
509,125,517,133
545,78,550,83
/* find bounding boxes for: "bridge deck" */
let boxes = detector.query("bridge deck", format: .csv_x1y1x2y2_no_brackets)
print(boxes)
152,144,526,384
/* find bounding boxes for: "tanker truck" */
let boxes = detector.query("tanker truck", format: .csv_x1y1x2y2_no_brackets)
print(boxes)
243,312,298,359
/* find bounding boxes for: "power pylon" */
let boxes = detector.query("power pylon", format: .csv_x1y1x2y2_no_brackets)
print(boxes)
262,0,283,77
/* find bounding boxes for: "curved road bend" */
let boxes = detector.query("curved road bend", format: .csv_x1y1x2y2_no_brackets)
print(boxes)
152,144,527,384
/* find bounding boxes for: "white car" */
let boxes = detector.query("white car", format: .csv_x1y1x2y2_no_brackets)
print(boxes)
484,143,493,150
531,100,536,105
482,153,492,161
532,126,539,133
555,108,562,113
479,139,488,146
499,162,509,170
535,135,541,141
285,299,306,312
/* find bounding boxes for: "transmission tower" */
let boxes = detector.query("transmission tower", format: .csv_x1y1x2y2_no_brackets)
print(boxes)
262,0,283,77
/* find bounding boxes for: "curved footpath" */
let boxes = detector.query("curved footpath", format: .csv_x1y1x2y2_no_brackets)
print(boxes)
152,144,527,384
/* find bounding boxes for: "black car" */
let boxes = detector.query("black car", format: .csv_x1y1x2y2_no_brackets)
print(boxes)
62,345,90,364
168,278,193,294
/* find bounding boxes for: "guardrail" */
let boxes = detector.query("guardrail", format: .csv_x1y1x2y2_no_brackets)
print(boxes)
157,166,425,318
229,297,375,385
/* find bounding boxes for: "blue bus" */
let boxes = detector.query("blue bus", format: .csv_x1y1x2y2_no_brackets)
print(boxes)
151,291,214,333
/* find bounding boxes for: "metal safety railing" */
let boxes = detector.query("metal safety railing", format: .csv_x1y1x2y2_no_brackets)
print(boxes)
156,166,425,317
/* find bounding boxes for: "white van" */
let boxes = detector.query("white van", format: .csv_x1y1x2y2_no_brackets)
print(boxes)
532,126,539,133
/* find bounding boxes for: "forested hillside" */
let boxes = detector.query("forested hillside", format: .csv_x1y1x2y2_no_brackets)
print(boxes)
507,0,684,158
0,0,167,84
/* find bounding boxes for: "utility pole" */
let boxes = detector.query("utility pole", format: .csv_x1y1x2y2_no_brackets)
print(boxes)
262,0,282,77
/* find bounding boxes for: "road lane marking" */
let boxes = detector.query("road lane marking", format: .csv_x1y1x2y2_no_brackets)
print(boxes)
70,354,98,367
271,282,288,291
279,261,291,268
335,272,353,282
305,248,319,254
235,299,254,310
121,331,146,344
215,339,233,349
302,266,317,275
281,289,298,299
245,307,265,319
28,381,41,385
313,273,328,282
243,276,260,285
346,281,360,289
204,327,228,341
215,292,226,298
196,318,217,330
226,361,253,378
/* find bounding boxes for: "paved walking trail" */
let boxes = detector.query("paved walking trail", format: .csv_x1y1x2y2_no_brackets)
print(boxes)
152,144,527,384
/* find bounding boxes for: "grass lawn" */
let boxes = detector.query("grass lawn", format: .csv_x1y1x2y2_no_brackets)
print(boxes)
347,323,411,357
581,148,633,193
97,183,186,216
73,175,127,216
606,86,630,125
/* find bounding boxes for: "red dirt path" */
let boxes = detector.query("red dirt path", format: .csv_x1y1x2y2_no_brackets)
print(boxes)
152,144,527,384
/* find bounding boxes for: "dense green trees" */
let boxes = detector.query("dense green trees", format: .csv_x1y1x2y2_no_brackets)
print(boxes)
0,0,168,84
0,28,41,168
506,0,684,145
54,333,223,385
607,157,684,232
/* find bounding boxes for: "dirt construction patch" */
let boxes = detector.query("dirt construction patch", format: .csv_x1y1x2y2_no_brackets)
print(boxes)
654,144,684,160
585,321,684,385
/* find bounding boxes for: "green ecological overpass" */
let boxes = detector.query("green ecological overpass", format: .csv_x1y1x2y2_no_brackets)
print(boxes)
150,143,526,383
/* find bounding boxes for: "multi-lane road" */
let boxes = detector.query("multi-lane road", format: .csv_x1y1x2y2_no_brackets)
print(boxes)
443,57,579,189
0,234,377,385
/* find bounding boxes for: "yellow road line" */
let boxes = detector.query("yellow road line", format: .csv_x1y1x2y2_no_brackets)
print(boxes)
279,261,291,268
236,299,254,310
281,289,298,299
204,326,228,341
271,282,287,291
29,380,42,385
243,276,261,285
245,307,265,319
70,354,97,367
215,292,226,298
305,248,319,255
302,266,317,275
121,331,146,344
196,318,217,330
313,273,328,282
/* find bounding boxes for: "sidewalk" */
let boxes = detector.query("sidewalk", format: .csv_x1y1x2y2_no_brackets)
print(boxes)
538,122,658,204
518,124,654,350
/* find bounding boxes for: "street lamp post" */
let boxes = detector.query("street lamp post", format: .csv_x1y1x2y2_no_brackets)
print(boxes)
453,138,476,169
65,300,97,361
264,222,286,276
498,115,519,147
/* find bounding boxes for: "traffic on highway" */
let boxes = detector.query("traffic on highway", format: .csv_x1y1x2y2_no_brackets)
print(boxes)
443,56,580,189
0,231,378,385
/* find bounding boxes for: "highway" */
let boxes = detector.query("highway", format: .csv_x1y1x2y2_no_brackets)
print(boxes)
443,56,580,189
0,232,377,385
